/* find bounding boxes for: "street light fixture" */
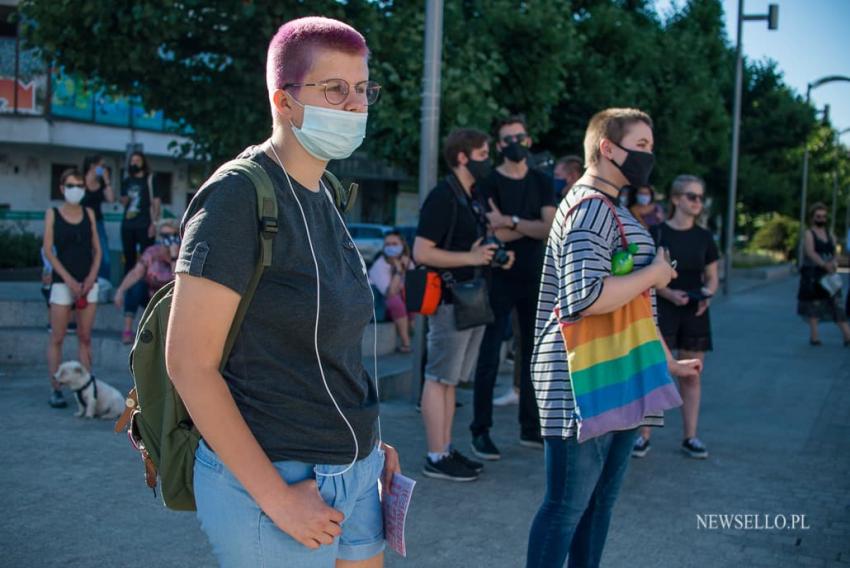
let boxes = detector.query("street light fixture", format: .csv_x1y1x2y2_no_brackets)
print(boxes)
723,1,779,296
796,75,850,267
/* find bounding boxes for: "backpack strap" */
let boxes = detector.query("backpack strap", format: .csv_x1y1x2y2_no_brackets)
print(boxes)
211,159,278,370
322,170,358,213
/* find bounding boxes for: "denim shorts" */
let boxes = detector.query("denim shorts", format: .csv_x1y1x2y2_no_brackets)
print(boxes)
194,440,386,567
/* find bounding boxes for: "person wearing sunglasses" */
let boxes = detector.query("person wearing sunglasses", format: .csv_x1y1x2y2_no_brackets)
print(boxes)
631,175,719,460
469,115,557,460
165,17,399,567
113,218,181,344
797,202,850,346
42,168,102,409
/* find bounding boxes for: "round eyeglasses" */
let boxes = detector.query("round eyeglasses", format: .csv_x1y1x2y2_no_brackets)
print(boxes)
283,78,381,106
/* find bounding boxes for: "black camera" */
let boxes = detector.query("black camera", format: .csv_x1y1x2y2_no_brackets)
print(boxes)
483,236,510,267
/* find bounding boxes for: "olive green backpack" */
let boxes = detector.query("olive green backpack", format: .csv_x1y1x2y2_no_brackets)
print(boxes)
115,158,356,511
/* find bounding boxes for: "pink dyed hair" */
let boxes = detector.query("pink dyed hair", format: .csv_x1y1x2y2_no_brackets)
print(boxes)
266,17,369,93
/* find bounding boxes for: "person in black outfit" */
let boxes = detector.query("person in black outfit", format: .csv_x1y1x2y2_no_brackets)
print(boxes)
414,127,515,481
632,175,719,460
120,151,160,274
42,168,102,409
470,115,556,460
797,202,850,346
81,154,115,281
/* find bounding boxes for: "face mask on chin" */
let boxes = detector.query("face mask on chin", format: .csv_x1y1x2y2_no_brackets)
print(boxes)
287,93,368,161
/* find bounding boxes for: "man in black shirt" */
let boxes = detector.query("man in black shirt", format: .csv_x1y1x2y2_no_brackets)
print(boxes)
470,115,556,460
414,128,514,481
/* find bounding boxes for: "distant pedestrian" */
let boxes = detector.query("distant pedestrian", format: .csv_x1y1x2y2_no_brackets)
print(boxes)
113,219,179,344
552,155,583,201
120,151,160,274
628,184,665,228
527,108,700,568
368,230,414,352
42,168,101,409
797,202,850,346
82,154,115,281
632,175,719,460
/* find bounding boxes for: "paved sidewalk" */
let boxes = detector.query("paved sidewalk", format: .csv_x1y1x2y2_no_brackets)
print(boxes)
1,276,848,567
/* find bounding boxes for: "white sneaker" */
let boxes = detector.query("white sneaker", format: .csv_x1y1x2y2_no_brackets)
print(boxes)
493,388,519,407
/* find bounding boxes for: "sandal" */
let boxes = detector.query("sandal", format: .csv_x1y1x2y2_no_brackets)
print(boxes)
121,330,134,345
396,344,412,353
809,338,822,346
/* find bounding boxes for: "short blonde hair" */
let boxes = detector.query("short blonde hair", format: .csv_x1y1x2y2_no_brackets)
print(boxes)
583,108,653,167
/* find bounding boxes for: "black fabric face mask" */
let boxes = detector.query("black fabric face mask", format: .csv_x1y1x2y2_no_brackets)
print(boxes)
466,158,492,183
813,220,827,228
129,164,142,175
610,141,654,187
501,142,528,163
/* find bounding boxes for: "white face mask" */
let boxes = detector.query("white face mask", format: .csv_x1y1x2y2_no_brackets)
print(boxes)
63,185,85,205
636,194,652,206
288,97,368,161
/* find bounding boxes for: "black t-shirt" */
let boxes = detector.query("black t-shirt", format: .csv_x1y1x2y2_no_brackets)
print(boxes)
81,180,106,222
121,176,153,228
478,168,556,280
176,145,378,465
416,176,487,284
651,222,719,292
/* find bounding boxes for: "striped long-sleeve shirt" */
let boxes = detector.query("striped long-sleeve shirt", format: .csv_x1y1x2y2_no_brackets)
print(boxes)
531,184,664,439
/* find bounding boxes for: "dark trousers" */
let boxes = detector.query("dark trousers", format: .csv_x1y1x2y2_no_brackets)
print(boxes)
121,224,153,275
124,280,150,318
470,274,540,438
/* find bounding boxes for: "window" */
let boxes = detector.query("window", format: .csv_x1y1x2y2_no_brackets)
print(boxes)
50,163,78,201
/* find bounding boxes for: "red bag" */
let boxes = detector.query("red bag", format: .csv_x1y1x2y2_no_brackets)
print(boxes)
404,268,442,315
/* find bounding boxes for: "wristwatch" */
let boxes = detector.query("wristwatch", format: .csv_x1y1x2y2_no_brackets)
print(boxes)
510,215,520,230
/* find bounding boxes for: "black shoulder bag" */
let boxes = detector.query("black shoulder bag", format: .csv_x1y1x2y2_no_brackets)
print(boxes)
443,175,495,331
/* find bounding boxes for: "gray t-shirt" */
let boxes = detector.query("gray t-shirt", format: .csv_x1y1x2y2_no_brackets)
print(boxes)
176,145,378,465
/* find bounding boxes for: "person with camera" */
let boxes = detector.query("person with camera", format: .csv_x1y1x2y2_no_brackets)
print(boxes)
413,128,515,482
42,168,102,409
631,175,719,460
469,115,557,460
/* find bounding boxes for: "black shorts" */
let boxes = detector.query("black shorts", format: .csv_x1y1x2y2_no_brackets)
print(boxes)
658,298,712,352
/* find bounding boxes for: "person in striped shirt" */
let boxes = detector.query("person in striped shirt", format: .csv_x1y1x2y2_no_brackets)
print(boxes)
526,108,701,568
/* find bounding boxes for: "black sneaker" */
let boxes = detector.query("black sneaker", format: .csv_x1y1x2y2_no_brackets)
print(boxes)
471,433,501,461
682,437,709,459
48,390,68,409
631,435,651,458
519,433,544,450
422,455,478,482
451,449,483,473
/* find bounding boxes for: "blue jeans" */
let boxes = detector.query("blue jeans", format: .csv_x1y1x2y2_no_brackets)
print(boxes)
526,429,636,568
95,221,111,281
123,280,149,319
194,440,386,567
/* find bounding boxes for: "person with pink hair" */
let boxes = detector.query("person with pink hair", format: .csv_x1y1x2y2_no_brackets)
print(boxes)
166,16,400,567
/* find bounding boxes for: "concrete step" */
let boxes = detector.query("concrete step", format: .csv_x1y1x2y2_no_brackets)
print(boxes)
0,298,128,332
1,322,402,372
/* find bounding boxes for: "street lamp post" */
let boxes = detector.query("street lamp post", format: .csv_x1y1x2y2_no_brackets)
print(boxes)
796,76,850,267
832,127,850,236
723,1,778,295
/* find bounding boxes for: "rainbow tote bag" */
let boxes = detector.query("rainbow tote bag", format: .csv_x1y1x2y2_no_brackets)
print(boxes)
558,195,682,442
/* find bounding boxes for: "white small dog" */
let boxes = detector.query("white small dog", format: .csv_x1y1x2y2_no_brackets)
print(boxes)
54,361,125,419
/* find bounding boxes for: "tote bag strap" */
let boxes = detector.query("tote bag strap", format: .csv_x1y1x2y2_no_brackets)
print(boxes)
563,194,629,250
